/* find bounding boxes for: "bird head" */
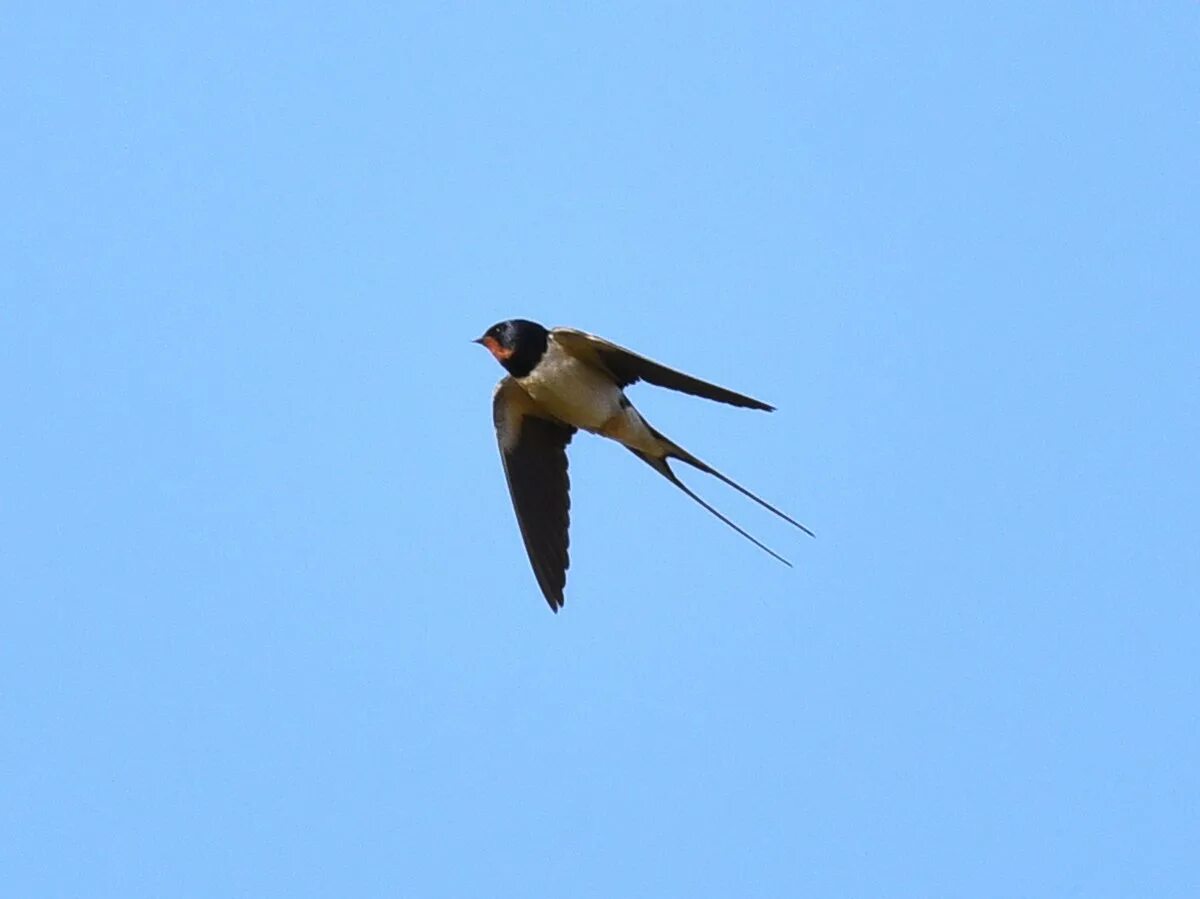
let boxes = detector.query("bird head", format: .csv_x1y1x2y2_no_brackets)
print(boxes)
473,319,549,377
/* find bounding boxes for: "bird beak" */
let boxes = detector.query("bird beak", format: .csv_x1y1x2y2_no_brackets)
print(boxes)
472,336,486,345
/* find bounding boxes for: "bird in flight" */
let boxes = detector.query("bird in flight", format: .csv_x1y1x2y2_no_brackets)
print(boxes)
476,319,813,611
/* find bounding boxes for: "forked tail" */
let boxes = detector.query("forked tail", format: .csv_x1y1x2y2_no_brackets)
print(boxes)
629,430,814,566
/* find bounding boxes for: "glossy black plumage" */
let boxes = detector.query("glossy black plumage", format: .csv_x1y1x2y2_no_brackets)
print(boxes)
491,378,576,610
477,319,549,379
551,328,775,411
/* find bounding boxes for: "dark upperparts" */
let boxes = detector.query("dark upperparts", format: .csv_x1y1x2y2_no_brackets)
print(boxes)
481,319,549,378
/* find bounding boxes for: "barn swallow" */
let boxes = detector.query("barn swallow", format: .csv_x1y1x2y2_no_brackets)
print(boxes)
476,319,813,611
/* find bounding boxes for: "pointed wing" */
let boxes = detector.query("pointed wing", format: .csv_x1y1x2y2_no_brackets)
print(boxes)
493,378,577,611
550,328,775,411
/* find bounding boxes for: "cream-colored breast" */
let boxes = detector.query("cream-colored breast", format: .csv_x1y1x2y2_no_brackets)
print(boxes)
516,336,623,430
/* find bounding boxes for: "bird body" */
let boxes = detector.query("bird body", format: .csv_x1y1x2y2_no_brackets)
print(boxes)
476,319,811,611
514,334,660,454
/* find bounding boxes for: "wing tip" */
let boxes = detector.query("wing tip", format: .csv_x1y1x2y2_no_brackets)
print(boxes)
737,396,775,412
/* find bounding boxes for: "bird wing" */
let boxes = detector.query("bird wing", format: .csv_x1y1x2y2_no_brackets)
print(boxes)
551,327,775,411
492,377,577,611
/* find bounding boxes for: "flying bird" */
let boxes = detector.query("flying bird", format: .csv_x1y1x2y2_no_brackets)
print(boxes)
476,319,813,611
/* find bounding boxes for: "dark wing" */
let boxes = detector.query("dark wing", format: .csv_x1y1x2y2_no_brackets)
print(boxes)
493,378,577,612
551,327,775,411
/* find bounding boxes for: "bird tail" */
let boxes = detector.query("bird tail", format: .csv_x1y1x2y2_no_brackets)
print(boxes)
628,427,814,566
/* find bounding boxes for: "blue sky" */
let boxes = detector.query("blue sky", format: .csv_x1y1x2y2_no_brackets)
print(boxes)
3,3,1197,896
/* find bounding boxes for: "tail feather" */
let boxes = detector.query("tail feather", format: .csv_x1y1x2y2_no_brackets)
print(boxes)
667,445,816,538
641,424,816,539
630,449,793,566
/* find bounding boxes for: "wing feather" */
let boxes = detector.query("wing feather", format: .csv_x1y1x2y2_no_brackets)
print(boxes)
551,328,774,411
492,378,577,611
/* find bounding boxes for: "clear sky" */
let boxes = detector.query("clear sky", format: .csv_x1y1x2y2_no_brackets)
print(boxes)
3,3,1197,896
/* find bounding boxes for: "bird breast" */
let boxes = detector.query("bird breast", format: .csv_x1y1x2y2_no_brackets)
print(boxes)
516,337,624,431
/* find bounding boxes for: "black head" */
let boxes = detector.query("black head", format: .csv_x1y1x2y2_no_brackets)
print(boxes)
473,319,549,378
